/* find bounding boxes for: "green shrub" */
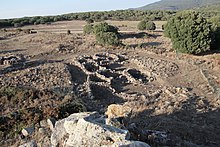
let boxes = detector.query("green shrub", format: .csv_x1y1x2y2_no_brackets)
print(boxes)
209,16,220,27
83,24,94,34
93,22,121,46
93,22,118,35
211,25,220,50
137,20,147,31
84,22,121,46
86,18,94,24
95,32,121,46
146,21,156,30
209,16,220,49
164,11,212,54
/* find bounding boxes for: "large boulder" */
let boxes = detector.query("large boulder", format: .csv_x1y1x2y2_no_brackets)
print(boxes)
51,112,150,147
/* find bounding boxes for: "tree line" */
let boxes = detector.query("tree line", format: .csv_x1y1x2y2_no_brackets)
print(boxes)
0,10,176,28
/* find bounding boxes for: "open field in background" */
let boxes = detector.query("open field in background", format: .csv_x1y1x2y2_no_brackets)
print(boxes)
22,20,86,34
21,20,167,33
18,20,220,60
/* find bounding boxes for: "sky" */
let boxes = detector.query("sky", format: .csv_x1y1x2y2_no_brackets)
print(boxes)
0,0,160,19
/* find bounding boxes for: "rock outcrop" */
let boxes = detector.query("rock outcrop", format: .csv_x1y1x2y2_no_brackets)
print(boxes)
51,112,150,147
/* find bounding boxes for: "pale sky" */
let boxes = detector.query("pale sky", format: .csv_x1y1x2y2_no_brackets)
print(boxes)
0,0,160,19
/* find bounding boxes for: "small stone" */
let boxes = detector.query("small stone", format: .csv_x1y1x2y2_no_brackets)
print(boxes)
21,127,35,137
140,95,146,101
19,140,37,147
39,127,46,134
40,120,47,128
47,118,56,131
176,87,181,93
115,141,150,147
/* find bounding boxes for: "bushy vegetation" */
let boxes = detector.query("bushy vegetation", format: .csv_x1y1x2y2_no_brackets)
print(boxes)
164,11,213,54
137,20,156,31
93,22,119,35
146,21,156,30
138,0,220,11
83,22,121,46
83,24,94,34
0,10,176,28
95,32,121,46
86,18,94,24
209,16,220,49
93,22,121,46
0,86,86,140
137,20,147,30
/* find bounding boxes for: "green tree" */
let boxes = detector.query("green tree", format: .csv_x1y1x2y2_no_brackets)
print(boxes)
85,18,94,24
164,11,212,54
137,20,147,31
209,16,220,49
146,21,156,30
83,24,94,34
93,22,121,46
93,22,118,35
96,32,121,46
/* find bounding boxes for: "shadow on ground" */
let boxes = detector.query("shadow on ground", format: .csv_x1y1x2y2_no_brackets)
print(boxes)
128,96,220,146
0,49,25,54
120,32,154,39
128,42,162,48
196,48,220,56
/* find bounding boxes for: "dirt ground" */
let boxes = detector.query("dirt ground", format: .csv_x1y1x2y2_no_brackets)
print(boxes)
0,20,220,146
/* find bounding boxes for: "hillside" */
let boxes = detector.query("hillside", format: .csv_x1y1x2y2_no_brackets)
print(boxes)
196,4,220,12
136,0,220,10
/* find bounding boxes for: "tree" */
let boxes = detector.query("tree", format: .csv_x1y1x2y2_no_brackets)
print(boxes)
164,11,212,54
95,32,121,46
86,18,94,24
209,16,220,50
93,22,121,46
146,21,156,30
83,24,94,34
93,22,118,35
137,20,147,31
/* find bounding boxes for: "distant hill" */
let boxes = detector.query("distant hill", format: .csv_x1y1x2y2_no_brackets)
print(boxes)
196,4,220,12
136,0,220,11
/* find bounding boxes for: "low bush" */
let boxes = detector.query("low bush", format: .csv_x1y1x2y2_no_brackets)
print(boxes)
146,21,156,30
96,32,121,46
93,22,118,35
86,18,94,24
83,22,121,46
138,20,156,31
137,20,147,31
83,24,94,34
209,16,220,49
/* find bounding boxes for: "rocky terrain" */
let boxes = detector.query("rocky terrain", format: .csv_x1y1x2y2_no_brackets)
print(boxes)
0,23,220,146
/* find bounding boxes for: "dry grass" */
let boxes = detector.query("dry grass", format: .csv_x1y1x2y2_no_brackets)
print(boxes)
20,20,167,33
22,20,86,33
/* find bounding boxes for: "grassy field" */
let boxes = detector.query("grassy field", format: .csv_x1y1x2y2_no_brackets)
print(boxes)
21,20,167,33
